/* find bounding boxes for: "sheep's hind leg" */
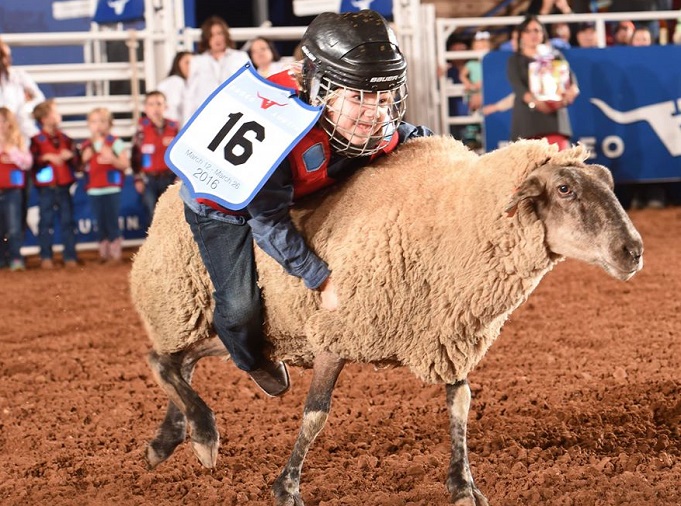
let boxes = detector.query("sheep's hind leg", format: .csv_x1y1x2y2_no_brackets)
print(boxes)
445,380,489,506
147,337,227,469
273,351,345,506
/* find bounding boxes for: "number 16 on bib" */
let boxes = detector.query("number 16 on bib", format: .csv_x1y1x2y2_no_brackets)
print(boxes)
165,64,323,210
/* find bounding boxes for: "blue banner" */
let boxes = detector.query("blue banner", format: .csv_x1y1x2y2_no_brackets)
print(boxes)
482,46,681,183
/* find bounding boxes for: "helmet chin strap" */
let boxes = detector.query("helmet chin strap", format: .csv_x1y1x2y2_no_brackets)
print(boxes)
308,75,322,106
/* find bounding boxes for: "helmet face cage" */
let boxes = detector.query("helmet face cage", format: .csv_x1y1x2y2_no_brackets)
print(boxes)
316,75,408,158
299,11,409,157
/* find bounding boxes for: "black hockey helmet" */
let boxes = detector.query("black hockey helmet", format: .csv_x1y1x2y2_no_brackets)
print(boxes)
300,10,407,102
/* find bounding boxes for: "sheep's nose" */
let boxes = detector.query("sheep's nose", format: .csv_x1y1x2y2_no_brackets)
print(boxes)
624,240,643,269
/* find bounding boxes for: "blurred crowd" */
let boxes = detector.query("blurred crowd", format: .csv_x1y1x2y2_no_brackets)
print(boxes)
0,15,298,272
443,0,681,208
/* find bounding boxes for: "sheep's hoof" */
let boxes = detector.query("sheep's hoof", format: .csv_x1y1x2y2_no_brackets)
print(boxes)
273,492,304,506
450,487,489,506
145,440,177,470
272,476,304,506
191,438,219,468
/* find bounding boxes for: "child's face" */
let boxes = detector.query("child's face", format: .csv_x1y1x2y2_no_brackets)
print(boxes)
325,88,392,146
87,112,111,137
42,106,61,128
144,95,167,123
472,39,490,52
631,30,651,46
615,26,633,44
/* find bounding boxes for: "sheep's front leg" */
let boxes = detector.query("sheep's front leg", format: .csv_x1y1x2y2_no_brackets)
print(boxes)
147,337,227,469
445,380,489,506
146,400,187,469
273,351,345,506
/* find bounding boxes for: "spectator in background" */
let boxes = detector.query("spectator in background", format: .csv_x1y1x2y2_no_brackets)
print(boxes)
499,27,519,51
627,25,664,208
507,15,580,150
550,22,572,49
131,91,179,225
442,34,470,140
247,37,287,78
482,92,515,116
157,50,192,125
526,0,576,14
674,10,681,44
483,32,518,116
459,31,491,150
612,20,635,45
0,107,32,271
610,0,660,42
631,26,654,45
30,99,79,269
79,108,130,263
182,16,250,125
0,37,45,142
460,31,491,115
575,22,599,47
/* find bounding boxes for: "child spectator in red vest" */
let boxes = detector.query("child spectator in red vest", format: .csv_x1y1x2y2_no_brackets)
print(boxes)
30,99,79,269
131,91,179,227
0,107,32,271
79,107,130,263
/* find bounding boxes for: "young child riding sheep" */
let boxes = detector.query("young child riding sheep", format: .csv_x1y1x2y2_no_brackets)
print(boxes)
175,10,431,397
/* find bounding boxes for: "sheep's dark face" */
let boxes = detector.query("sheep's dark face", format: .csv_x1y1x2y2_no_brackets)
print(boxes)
507,163,643,281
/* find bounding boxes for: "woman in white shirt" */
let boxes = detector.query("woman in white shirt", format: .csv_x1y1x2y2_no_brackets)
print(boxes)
182,16,250,125
157,50,192,125
246,37,288,78
0,38,45,142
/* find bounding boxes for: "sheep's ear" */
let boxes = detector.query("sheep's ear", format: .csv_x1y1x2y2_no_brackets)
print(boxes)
504,176,544,217
588,163,615,190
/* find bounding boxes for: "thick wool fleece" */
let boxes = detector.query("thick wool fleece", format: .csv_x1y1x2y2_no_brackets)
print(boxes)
130,184,215,353
131,136,590,384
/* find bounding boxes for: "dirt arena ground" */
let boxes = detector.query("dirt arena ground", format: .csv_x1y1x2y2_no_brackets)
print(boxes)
0,206,679,506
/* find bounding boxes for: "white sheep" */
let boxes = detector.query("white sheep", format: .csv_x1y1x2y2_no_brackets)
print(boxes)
131,136,643,506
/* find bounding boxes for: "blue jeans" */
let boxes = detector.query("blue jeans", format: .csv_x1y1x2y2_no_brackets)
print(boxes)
89,192,122,242
184,204,265,371
38,185,77,261
0,188,25,264
143,172,175,224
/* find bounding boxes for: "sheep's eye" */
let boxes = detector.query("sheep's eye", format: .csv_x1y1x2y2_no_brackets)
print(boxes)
557,184,573,197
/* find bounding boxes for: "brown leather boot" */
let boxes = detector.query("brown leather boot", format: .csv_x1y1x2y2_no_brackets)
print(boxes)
247,360,290,397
